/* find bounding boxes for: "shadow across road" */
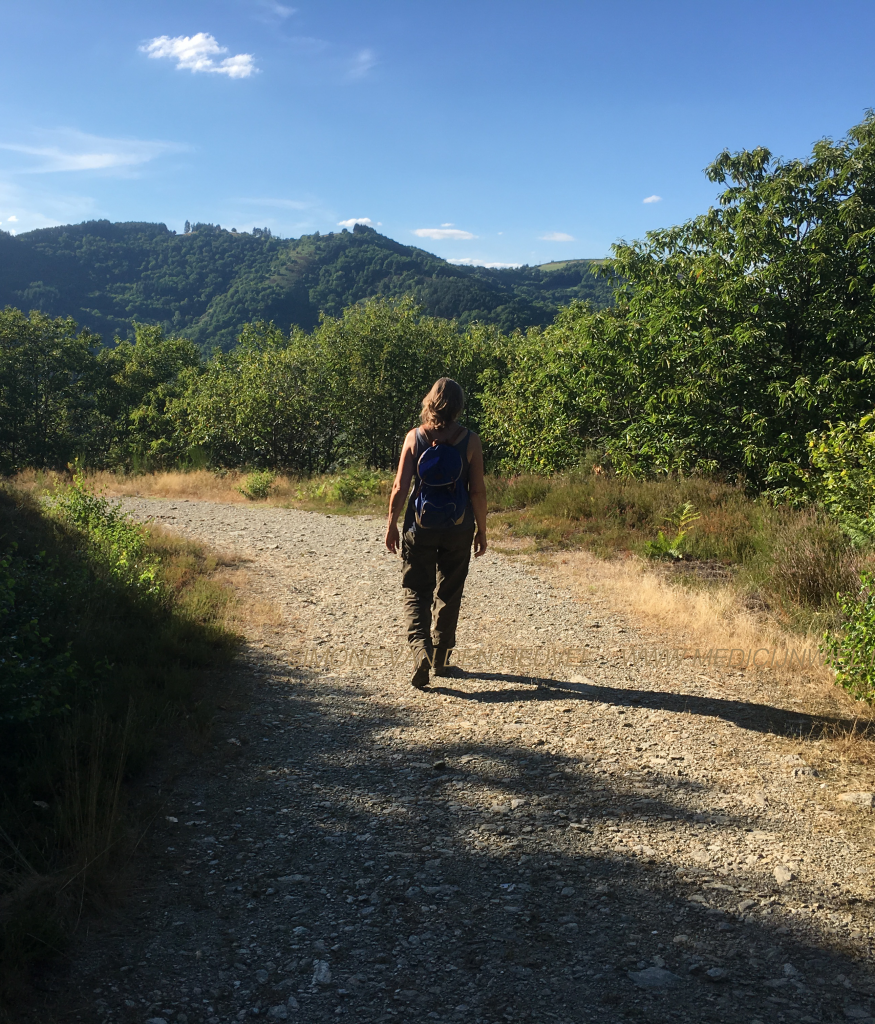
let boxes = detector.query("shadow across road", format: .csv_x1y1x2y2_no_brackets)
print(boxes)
428,671,871,739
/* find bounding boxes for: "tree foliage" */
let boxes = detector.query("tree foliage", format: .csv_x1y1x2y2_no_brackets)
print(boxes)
802,413,875,542
6,114,875,488
481,113,875,482
0,308,97,473
179,300,503,472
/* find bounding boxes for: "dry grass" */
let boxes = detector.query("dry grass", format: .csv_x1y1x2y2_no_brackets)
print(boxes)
211,565,285,635
551,546,833,685
11,468,391,514
13,467,257,503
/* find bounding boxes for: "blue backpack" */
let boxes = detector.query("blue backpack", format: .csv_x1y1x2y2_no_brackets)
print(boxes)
414,430,469,529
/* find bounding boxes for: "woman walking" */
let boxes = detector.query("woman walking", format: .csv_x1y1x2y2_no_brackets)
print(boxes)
384,378,487,688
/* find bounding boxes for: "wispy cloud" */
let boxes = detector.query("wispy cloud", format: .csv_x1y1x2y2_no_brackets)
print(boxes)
337,217,377,228
256,0,296,22
0,130,182,175
141,33,257,79
643,194,662,204
285,36,330,54
414,227,476,241
348,48,377,79
540,231,575,242
238,197,311,210
448,258,522,268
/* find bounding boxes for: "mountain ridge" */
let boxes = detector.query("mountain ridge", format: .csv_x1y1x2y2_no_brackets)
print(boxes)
0,220,613,349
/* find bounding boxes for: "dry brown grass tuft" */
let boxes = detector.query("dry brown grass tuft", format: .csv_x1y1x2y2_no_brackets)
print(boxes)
212,564,285,635
811,718,875,769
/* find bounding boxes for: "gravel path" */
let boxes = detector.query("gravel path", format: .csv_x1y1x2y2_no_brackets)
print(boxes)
31,498,875,1024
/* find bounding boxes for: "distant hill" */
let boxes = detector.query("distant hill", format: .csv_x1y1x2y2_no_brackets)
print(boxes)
0,220,613,350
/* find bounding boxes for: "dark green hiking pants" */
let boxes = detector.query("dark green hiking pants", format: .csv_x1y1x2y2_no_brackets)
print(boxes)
401,524,475,658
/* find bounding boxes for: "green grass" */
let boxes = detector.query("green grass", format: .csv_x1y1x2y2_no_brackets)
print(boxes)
0,483,240,995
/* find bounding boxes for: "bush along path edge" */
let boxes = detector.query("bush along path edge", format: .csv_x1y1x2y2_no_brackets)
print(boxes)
0,478,241,1004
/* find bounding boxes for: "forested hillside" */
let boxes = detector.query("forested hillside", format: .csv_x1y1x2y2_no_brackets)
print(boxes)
0,221,611,349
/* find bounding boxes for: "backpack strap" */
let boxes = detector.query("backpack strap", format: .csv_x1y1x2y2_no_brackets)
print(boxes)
420,425,467,447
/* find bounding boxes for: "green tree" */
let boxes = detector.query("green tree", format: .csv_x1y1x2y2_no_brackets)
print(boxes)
483,113,875,480
0,308,96,472
92,323,202,469
313,299,465,468
180,321,332,472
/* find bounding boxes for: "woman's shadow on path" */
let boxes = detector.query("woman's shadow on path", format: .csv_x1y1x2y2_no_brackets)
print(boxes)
428,669,870,739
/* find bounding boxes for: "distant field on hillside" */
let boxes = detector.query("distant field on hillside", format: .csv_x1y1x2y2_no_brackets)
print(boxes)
536,258,609,271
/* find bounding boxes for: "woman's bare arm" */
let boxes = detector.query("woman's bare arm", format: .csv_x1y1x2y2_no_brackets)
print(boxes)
467,433,488,557
385,429,417,553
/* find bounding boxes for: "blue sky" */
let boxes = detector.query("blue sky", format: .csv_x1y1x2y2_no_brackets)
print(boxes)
1,0,874,266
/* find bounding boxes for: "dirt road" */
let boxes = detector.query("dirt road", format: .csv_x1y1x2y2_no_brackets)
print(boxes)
30,498,875,1024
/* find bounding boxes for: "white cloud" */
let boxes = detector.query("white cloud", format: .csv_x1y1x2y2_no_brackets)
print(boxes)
414,227,476,240
0,130,182,175
7,215,17,222
448,258,522,268
441,222,454,227
215,53,257,78
348,48,377,78
337,217,373,228
141,33,257,79
539,231,575,242
643,194,662,204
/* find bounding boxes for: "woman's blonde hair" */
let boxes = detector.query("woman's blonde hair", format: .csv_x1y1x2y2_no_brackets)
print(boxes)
420,377,465,428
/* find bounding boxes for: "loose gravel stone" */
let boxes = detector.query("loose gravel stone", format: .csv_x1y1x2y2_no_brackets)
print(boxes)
21,497,875,1024
628,966,683,988
839,792,875,807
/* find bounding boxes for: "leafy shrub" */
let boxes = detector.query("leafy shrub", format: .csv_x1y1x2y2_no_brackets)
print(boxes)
0,546,76,723
804,413,875,543
238,470,276,501
1,477,168,725
823,571,875,703
46,475,160,595
309,467,391,505
0,482,238,983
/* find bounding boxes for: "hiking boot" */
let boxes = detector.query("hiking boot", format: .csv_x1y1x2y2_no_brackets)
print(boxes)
432,647,462,678
411,651,431,689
